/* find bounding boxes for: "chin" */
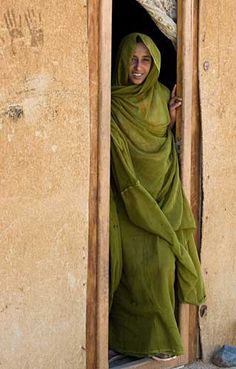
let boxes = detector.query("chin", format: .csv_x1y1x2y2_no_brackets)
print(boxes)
131,79,144,85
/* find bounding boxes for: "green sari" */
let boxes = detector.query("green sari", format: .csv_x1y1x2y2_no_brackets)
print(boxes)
109,33,205,357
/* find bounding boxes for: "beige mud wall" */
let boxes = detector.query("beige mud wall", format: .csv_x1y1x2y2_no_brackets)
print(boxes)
0,1,89,368
199,0,236,360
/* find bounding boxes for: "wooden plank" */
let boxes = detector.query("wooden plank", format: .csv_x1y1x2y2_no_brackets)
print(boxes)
190,0,201,249
189,0,201,362
87,0,99,367
178,0,194,199
87,0,112,368
96,0,112,367
176,0,199,365
176,0,189,365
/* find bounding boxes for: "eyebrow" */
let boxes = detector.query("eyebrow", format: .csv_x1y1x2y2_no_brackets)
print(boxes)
132,54,152,58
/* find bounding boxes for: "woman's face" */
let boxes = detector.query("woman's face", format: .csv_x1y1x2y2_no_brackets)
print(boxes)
128,42,152,85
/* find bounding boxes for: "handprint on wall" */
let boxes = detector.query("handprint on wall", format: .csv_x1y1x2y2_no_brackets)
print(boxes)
2,8,44,56
25,9,44,48
4,9,25,55
0,36,5,46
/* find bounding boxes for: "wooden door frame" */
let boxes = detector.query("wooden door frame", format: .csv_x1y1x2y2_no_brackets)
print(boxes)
86,1,201,368
87,0,112,369
176,0,201,364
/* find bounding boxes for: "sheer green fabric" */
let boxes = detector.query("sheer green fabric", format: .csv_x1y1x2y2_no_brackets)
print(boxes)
109,33,205,357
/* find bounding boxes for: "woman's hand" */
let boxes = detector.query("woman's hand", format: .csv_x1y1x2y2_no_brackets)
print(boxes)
168,84,182,128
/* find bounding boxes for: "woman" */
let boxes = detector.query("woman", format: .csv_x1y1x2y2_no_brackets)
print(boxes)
109,32,205,361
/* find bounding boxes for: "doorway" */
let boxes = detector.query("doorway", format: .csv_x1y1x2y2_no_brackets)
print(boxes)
87,1,201,368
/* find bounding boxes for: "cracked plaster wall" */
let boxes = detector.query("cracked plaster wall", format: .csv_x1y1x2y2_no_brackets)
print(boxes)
2,0,236,367
199,0,236,360
0,1,89,368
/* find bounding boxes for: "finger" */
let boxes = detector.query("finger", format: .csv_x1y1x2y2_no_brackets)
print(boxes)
175,97,182,103
169,101,182,109
27,8,32,23
0,36,5,45
31,9,37,27
11,9,16,27
172,102,182,109
4,13,11,30
171,84,177,98
169,97,182,106
7,9,13,28
19,15,22,29
25,13,31,30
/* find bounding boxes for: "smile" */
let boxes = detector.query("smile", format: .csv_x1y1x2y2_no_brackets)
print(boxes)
132,73,143,77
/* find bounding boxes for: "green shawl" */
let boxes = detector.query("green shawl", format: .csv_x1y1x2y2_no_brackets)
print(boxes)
109,33,205,357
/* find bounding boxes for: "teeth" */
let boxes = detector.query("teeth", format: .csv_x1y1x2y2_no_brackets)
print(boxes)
133,73,142,77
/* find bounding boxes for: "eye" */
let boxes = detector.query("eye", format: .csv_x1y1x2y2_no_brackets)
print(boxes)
142,57,152,64
131,57,137,65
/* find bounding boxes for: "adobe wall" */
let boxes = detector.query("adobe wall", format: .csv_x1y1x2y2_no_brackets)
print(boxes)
1,0,236,367
0,1,89,368
199,0,236,360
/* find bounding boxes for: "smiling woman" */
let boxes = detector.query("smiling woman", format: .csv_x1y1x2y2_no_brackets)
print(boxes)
87,1,205,368
128,41,152,85
112,0,177,90
109,32,205,361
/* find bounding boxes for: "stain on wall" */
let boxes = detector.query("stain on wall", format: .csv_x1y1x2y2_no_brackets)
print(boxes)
0,0,89,368
199,0,236,360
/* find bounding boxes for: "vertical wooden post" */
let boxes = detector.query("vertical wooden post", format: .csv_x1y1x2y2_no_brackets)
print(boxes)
177,0,194,197
177,0,194,364
87,0,112,369
177,0,200,364
189,0,201,361
87,0,99,367
96,0,112,368
176,0,192,362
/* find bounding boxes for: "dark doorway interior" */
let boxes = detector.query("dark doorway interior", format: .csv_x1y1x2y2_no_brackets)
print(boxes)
112,0,176,90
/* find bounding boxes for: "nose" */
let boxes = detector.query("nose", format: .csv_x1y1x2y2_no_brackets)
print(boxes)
134,59,141,70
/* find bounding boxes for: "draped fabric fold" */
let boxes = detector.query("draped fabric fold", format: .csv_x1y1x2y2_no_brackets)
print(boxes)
109,33,205,357
136,0,177,44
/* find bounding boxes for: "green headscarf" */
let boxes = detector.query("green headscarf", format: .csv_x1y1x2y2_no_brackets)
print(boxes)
112,32,160,86
109,33,205,357
111,33,171,140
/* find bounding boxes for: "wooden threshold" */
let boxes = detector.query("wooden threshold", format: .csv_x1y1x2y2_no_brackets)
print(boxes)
110,357,185,369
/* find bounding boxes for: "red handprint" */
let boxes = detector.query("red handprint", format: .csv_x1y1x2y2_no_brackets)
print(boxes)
4,9,24,55
25,9,43,48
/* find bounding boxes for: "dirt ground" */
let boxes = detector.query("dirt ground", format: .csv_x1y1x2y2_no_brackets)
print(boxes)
109,355,236,369
183,361,236,369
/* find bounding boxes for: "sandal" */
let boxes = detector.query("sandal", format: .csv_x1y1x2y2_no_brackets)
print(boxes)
108,350,125,363
152,353,176,361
